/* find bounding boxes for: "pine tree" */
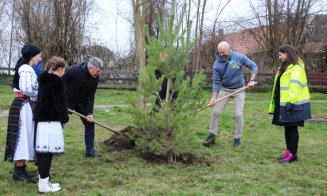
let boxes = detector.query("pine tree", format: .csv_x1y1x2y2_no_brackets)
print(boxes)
129,0,205,164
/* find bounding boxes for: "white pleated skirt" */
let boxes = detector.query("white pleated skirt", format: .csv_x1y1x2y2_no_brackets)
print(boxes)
35,121,64,154
13,101,35,161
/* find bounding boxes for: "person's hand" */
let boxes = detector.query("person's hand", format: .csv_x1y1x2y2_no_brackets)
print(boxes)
286,103,294,113
208,97,217,107
86,115,94,123
247,80,257,89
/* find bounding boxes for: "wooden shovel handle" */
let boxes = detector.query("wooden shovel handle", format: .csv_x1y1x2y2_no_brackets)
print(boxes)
198,86,250,112
68,108,128,137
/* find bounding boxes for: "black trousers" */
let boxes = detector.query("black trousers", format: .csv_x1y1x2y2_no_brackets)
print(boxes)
284,126,299,155
80,117,95,153
37,154,53,178
67,100,95,153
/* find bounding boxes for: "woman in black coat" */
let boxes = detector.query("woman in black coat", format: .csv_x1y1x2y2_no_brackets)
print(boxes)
34,56,68,193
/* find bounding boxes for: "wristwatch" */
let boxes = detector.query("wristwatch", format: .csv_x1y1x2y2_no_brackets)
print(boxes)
250,78,256,82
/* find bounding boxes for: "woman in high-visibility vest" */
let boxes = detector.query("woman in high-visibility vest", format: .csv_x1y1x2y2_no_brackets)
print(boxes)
268,44,311,163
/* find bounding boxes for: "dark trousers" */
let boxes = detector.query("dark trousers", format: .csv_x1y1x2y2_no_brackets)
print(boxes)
80,117,95,153
37,154,53,178
284,126,299,155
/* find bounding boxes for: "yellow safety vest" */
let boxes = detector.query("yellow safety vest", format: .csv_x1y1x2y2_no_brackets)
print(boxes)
268,62,311,122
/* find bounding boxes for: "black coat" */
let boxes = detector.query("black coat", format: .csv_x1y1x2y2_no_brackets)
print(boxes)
62,63,99,115
34,72,69,124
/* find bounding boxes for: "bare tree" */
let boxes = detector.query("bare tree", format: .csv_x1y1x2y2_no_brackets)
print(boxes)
211,0,231,37
188,0,231,74
13,0,93,64
131,0,169,107
7,0,15,74
191,0,201,73
234,0,326,66
81,44,115,69
0,0,11,73
193,0,206,73
144,0,166,39
132,0,146,107
132,0,146,69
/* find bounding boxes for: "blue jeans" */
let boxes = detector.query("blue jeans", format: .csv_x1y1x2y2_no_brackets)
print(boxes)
80,117,95,153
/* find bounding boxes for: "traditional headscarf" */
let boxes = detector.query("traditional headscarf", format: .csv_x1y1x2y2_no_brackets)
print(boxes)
14,44,41,71
12,44,41,90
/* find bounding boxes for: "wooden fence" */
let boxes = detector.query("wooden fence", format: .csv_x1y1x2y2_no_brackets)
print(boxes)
306,72,327,92
98,70,138,89
98,70,327,92
1,67,326,92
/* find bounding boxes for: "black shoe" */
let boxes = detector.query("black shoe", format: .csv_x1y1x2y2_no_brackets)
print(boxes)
203,133,216,147
85,150,102,158
13,165,36,183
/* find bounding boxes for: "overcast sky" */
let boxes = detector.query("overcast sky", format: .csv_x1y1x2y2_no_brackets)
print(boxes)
91,0,251,54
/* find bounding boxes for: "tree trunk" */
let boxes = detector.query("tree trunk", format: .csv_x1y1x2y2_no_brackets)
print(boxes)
192,0,200,74
8,0,15,75
132,0,146,108
165,77,171,102
167,149,174,164
195,0,207,73
167,126,174,164
186,0,191,29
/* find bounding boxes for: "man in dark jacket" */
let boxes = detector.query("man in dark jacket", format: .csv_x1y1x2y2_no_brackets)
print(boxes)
62,57,103,158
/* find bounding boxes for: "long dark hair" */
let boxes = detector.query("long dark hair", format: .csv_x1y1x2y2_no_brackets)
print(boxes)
278,44,302,65
278,44,302,74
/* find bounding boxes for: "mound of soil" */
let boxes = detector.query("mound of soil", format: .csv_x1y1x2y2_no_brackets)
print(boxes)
103,126,212,165
103,126,136,152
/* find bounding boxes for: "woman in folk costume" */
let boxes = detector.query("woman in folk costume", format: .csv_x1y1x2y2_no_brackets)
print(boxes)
4,44,41,183
34,56,69,193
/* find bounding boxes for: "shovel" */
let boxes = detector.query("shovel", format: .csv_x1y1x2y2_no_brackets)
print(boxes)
198,85,251,112
68,108,129,138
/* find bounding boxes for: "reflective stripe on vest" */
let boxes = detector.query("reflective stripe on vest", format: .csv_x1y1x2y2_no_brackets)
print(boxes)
280,79,308,90
268,62,310,113
280,99,310,106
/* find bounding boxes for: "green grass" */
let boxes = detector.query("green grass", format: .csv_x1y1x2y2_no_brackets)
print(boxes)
0,84,327,195
0,84,13,110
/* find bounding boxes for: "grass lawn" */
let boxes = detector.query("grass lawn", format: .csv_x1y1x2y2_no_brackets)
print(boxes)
0,84,326,195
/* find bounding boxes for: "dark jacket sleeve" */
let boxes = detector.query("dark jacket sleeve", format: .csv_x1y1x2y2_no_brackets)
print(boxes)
51,80,69,124
85,79,98,114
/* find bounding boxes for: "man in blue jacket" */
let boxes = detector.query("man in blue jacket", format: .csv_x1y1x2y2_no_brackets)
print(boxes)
203,41,258,147
62,57,103,157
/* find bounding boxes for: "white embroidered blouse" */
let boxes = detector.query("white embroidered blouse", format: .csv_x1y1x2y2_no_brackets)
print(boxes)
15,64,38,101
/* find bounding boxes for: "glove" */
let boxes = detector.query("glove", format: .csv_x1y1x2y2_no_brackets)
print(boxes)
286,102,294,112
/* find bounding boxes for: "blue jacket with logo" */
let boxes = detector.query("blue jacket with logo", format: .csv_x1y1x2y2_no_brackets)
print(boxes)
212,51,258,93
